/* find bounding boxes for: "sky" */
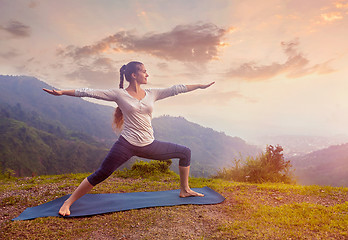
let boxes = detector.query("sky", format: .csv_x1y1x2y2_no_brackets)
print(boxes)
1,0,348,141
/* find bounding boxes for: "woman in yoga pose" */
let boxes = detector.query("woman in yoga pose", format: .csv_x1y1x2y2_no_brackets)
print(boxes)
43,61,214,216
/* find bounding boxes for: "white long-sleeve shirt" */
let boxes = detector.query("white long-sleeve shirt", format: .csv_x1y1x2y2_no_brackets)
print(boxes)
75,85,188,146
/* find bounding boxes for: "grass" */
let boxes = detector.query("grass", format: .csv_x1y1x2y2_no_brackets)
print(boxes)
219,202,348,239
1,170,347,239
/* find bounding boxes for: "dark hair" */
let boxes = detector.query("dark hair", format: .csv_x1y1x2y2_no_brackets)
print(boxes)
113,61,143,130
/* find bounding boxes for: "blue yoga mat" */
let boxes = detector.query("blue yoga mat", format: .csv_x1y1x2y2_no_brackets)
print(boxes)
12,187,225,221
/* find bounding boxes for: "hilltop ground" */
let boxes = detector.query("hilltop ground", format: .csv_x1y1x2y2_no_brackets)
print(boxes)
1,171,347,240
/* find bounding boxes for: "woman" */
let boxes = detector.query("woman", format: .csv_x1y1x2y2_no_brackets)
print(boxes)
43,61,214,216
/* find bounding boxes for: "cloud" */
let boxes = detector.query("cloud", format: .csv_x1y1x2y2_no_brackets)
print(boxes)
28,0,40,8
225,39,335,81
93,57,116,69
321,12,343,22
0,49,20,59
311,1,347,27
0,20,31,38
59,23,232,63
335,1,348,9
65,66,118,88
157,62,169,70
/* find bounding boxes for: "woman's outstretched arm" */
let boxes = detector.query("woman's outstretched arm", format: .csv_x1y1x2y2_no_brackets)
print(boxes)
43,88,75,96
43,88,119,101
154,82,215,101
185,82,215,92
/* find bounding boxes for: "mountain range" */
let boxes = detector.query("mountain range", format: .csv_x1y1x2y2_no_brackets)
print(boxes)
0,75,260,177
290,143,348,187
0,75,116,144
1,75,348,186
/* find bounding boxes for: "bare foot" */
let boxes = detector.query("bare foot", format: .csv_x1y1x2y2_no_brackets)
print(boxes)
59,201,71,216
180,189,204,198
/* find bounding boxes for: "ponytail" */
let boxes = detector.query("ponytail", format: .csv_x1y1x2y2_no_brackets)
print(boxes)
113,65,127,131
119,64,126,89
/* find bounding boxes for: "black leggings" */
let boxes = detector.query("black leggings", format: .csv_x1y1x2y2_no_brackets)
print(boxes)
87,136,191,186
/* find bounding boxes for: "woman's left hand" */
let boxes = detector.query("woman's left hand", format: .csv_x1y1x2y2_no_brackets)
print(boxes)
200,82,215,89
186,82,215,92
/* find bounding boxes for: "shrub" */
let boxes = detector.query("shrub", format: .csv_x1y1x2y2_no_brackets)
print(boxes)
115,159,173,178
0,168,16,180
215,145,294,184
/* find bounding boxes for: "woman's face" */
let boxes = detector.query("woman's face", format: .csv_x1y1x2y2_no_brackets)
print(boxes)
134,64,149,85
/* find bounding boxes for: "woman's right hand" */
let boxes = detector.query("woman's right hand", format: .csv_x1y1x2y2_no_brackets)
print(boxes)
42,88,63,96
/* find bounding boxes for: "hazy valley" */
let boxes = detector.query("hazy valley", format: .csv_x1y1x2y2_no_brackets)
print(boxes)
1,75,348,186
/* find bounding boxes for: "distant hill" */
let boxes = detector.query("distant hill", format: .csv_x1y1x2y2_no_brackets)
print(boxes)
0,75,261,177
0,117,108,176
290,143,348,187
153,116,261,176
0,75,116,145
